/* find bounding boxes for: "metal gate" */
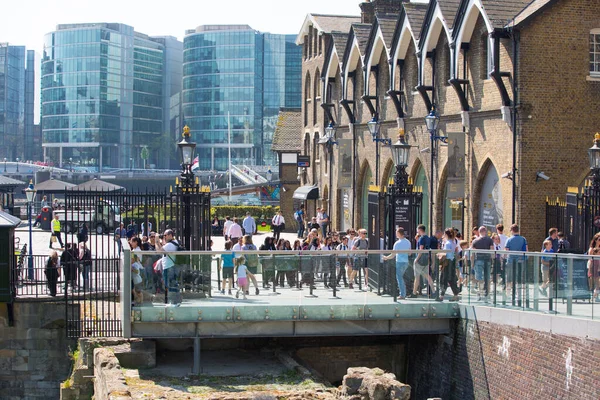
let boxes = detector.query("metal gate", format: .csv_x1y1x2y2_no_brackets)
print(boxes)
63,183,211,338
545,186,600,253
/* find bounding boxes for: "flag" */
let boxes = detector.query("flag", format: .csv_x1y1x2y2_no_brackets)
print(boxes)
191,156,199,171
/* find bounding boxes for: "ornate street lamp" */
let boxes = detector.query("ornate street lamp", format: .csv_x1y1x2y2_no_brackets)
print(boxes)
16,157,20,172
320,121,338,238
178,125,197,180
390,130,411,192
424,105,447,235
24,180,36,280
588,132,600,188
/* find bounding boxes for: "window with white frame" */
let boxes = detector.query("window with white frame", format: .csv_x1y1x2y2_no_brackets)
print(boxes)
590,29,600,77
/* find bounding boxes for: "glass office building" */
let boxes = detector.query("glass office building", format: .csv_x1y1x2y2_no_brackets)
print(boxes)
41,23,182,170
183,25,301,170
0,44,35,160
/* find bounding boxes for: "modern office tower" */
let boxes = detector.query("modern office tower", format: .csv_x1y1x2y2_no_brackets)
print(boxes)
41,23,182,171
0,44,35,161
183,25,301,171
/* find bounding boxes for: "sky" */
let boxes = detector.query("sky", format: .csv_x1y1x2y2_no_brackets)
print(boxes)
1,0,363,123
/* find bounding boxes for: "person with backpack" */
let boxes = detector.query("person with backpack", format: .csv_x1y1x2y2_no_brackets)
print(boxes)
157,229,184,306
295,205,305,238
408,224,435,298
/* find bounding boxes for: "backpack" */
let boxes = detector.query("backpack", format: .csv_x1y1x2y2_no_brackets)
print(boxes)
167,240,189,265
416,236,431,266
82,248,92,266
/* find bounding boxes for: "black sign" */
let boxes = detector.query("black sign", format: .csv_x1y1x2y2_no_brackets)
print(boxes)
556,259,590,299
297,155,310,167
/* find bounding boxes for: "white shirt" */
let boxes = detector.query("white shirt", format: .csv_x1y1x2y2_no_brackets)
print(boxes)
236,264,248,278
272,214,284,226
316,211,324,225
223,220,233,236
498,234,508,249
232,243,242,251
228,223,243,239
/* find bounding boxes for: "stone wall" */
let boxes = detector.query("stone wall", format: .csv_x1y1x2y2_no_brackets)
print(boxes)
407,317,600,400
93,347,132,400
0,302,76,399
294,343,406,385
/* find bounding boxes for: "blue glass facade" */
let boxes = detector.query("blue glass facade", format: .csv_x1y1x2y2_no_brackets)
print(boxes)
41,24,181,170
183,26,301,171
0,44,34,160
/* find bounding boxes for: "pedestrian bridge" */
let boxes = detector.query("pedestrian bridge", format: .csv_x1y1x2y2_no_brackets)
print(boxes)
119,247,599,339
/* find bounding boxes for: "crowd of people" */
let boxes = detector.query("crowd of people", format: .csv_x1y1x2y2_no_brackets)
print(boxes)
41,203,600,305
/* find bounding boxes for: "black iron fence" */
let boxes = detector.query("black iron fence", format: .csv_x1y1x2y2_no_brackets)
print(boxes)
546,187,600,252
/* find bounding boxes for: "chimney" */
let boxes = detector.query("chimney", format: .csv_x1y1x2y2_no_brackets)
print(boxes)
361,0,405,23
360,1,375,24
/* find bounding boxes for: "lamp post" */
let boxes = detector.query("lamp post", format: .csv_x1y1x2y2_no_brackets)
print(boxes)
386,130,411,249
25,180,36,280
424,105,447,236
69,157,73,172
320,122,338,230
367,114,392,186
129,157,133,172
16,157,20,173
588,133,600,189
177,125,197,250
3,158,6,172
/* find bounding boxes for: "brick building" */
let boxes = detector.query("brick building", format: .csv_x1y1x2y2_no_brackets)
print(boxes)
295,0,600,247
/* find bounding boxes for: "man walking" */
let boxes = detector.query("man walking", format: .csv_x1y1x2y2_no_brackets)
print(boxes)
505,224,528,304
114,222,126,254
271,210,285,241
223,216,233,240
295,205,305,238
542,227,559,252
228,217,243,245
242,212,256,238
49,213,64,249
384,227,411,299
471,226,495,301
320,207,330,235
409,224,434,298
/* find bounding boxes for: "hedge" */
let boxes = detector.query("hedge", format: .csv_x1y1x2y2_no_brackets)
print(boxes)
211,205,280,220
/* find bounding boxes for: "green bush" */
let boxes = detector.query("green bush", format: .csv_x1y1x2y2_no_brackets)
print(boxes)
210,205,280,220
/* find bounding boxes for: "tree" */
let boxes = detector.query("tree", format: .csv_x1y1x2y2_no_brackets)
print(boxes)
140,146,149,170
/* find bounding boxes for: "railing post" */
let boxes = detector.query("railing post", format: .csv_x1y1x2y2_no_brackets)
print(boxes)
533,254,540,311
566,256,573,315
121,238,132,338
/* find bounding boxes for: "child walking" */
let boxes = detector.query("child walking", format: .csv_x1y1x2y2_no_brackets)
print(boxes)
221,241,235,295
234,256,249,300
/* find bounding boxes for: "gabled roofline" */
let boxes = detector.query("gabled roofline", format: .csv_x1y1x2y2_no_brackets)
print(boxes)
507,0,559,29
418,0,439,51
296,13,360,45
390,7,408,60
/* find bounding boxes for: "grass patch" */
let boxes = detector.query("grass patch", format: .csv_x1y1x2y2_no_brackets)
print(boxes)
127,368,326,397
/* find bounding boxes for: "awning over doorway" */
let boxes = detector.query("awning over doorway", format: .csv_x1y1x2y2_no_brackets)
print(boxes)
293,185,319,200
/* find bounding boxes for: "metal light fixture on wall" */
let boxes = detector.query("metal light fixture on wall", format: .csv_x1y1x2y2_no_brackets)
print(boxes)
367,114,380,140
588,132,600,188
390,129,411,168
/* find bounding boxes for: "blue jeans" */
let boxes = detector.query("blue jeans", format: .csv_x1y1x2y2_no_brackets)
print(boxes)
395,262,408,298
163,267,179,303
297,222,305,238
